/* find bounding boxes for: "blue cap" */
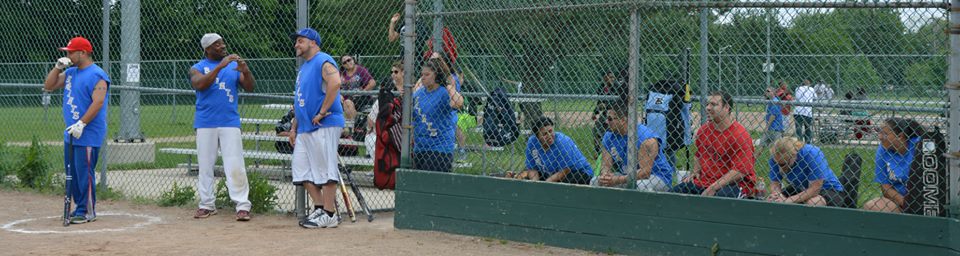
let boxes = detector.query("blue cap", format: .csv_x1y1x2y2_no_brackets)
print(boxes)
291,28,322,45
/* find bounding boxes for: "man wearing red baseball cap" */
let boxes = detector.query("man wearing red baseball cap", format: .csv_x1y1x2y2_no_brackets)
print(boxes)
43,36,111,224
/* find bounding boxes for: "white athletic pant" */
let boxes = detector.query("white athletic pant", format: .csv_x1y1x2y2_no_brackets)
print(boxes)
196,128,251,211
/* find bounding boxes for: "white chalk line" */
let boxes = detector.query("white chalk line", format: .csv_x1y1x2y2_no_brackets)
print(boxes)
1,211,162,234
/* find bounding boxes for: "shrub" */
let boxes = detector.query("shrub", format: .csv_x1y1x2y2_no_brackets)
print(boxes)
158,182,196,207
0,140,15,185
215,172,278,214
16,136,53,190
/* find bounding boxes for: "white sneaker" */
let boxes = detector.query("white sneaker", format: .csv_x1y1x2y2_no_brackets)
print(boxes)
316,213,340,228
307,209,324,221
300,218,320,229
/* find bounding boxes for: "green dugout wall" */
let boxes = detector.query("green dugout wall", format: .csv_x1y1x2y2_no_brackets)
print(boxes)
394,170,960,255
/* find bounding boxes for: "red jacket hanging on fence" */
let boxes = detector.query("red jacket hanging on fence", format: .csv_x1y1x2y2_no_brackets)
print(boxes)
374,87,403,190
422,27,458,64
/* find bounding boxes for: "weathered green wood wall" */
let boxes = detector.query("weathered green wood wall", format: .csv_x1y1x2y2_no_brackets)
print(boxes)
395,170,960,255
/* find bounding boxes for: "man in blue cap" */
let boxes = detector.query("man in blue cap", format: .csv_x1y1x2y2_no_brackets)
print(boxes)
287,28,345,229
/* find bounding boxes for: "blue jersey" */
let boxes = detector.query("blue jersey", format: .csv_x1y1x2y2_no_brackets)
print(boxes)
874,137,920,196
525,132,594,176
601,124,675,185
294,52,345,133
766,96,784,131
769,144,843,191
192,59,241,128
62,64,110,147
450,73,461,124
413,86,456,153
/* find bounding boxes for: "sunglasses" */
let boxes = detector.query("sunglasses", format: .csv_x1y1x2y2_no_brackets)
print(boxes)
391,70,401,74
342,59,353,63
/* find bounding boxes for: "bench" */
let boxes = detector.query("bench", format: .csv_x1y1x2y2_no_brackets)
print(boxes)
160,147,471,169
160,148,373,166
240,118,355,128
261,104,293,110
240,133,365,146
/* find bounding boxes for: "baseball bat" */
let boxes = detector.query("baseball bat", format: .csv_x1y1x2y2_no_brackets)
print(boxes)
336,160,356,223
338,177,356,223
62,137,73,227
338,155,373,222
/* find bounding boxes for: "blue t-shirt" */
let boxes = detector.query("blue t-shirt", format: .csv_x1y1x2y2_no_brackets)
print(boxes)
450,73,462,124
601,124,675,185
294,52,345,134
192,59,241,128
874,137,920,196
413,86,456,153
766,96,784,131
62,64,111,147
768,144,843,191
525,132,594,176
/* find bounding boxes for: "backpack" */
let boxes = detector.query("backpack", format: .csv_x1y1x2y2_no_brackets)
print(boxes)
482,88,520,147
275,108,358,156
838,153,862,209
904,128,947,217
644,79,692,153
374,87,403,190
274,110,295,154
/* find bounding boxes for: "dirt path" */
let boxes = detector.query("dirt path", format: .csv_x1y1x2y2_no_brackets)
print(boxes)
0,190,596,256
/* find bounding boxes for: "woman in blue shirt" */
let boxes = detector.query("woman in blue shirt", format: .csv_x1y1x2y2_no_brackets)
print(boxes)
509,117,593,184
864,118,924,213
412,58,463,172
767,137,844,206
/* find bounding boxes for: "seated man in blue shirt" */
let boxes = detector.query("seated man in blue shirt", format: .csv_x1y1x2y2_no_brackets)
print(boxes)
508,117,593,184
593,103,675,191
767,137,844,206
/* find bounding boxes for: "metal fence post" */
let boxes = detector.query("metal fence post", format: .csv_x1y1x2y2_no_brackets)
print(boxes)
432,0,443,54
119,0,144,142
698,3,709,124
294,0,309,220
947,0,960,218
99,0,112,186
626,9,639,188
400,0,417,169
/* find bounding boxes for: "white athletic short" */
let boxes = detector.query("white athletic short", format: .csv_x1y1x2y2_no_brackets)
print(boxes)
636,176,671,192
292,127,342,185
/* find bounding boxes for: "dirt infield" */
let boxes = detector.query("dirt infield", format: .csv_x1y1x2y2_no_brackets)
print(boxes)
0,190,594,255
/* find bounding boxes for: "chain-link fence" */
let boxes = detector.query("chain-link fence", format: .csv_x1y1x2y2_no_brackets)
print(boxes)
0,0,954,220
0,0,408,220
409,0,953,216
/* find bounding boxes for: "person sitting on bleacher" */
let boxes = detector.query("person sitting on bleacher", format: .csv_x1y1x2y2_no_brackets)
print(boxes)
863,118,924,213
507,117,593,184
767,137,844,206
592,102,675,191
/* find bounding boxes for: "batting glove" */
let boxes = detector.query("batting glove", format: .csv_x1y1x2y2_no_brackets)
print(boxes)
55,57,72,70
66,121,86,139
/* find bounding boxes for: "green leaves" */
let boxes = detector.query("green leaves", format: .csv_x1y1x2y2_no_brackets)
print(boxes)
158,182,196,207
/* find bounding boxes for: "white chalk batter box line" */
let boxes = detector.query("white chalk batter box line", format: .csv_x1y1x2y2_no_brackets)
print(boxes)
2,211,162,234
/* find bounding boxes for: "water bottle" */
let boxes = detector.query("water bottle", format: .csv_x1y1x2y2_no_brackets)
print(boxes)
755,178,768,200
